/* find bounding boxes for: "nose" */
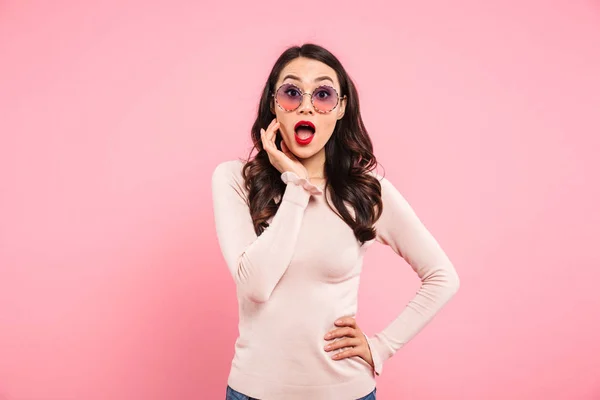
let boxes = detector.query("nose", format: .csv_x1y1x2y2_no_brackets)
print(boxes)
297,93,314,114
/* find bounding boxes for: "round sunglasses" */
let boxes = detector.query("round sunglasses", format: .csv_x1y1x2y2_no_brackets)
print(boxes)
272,82,346,114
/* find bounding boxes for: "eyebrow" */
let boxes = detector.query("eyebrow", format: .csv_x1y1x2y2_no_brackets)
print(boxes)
281,74,335,84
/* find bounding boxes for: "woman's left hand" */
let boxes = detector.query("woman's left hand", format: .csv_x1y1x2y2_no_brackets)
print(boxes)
323,317,374,369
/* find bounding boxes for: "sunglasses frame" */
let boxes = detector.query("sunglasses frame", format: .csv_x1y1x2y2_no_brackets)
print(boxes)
272,83,347,114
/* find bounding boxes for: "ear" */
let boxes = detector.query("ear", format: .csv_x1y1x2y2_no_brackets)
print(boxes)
337,96,347,120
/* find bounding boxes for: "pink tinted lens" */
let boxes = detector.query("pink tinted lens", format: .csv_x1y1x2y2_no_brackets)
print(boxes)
275,83,302,111
312,85,338,112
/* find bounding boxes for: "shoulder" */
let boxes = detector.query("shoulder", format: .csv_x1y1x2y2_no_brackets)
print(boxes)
365,168,410,212
366,168,394,193
212,158,246,184
211,159,251,201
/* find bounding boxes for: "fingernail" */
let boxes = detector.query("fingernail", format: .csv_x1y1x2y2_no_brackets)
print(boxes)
336,320,342,324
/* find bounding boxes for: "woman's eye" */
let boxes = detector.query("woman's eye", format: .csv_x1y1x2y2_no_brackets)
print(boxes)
315,90,329,98
286,89,300,97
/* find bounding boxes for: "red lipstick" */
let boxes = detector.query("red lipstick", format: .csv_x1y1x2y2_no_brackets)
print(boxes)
294,120,316,145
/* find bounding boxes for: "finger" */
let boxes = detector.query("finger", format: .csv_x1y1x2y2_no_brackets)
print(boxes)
324,337,361,352
325,327,353,340
324,327,356,340
268,121,280,142
335,317,357,328
260,128,272,153
262,120,276,142
260,128,267,147
280,139,292,156
270,126,278,146
264,118,276,136
331,347,359,360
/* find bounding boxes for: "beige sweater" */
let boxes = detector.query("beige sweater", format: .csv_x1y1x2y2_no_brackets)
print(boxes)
211,159,460,400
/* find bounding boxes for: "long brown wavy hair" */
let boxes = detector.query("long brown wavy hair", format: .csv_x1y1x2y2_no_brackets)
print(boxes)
240,43,384,245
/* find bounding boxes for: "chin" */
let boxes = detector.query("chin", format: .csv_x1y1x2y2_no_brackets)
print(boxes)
292,146,320,159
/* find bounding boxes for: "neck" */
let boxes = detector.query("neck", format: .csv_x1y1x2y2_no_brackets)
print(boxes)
299,147,326,179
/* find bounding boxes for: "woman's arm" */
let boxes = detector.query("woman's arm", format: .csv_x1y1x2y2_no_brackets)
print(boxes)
365,175,461,376
211,160,322,303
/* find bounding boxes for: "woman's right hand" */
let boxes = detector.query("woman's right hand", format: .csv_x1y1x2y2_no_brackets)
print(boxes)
261,118,308,179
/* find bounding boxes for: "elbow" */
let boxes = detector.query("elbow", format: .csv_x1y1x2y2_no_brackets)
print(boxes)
238,280,274,303
431,262,460,297
244,288,272,304
451,274,460,294
446,267,461,295
234,256,274,303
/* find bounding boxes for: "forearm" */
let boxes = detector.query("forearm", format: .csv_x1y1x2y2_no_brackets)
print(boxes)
233,182,312,302
367,262,460,375
212,165,320,304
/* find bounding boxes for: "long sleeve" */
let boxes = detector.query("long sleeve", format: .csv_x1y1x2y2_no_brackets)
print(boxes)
211,161,323,303
364,175,460,376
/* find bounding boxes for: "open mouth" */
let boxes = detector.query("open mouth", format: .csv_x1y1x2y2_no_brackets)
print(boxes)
294,120,316,141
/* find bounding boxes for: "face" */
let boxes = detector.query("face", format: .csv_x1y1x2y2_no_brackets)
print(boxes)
270,57,346,160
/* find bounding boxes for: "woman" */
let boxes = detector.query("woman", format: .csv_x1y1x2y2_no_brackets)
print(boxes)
211,43,460,400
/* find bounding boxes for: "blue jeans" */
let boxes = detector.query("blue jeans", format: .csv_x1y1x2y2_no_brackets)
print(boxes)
226,385,376,400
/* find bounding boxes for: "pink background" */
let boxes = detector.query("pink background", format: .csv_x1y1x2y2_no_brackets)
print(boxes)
1,1,599,399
